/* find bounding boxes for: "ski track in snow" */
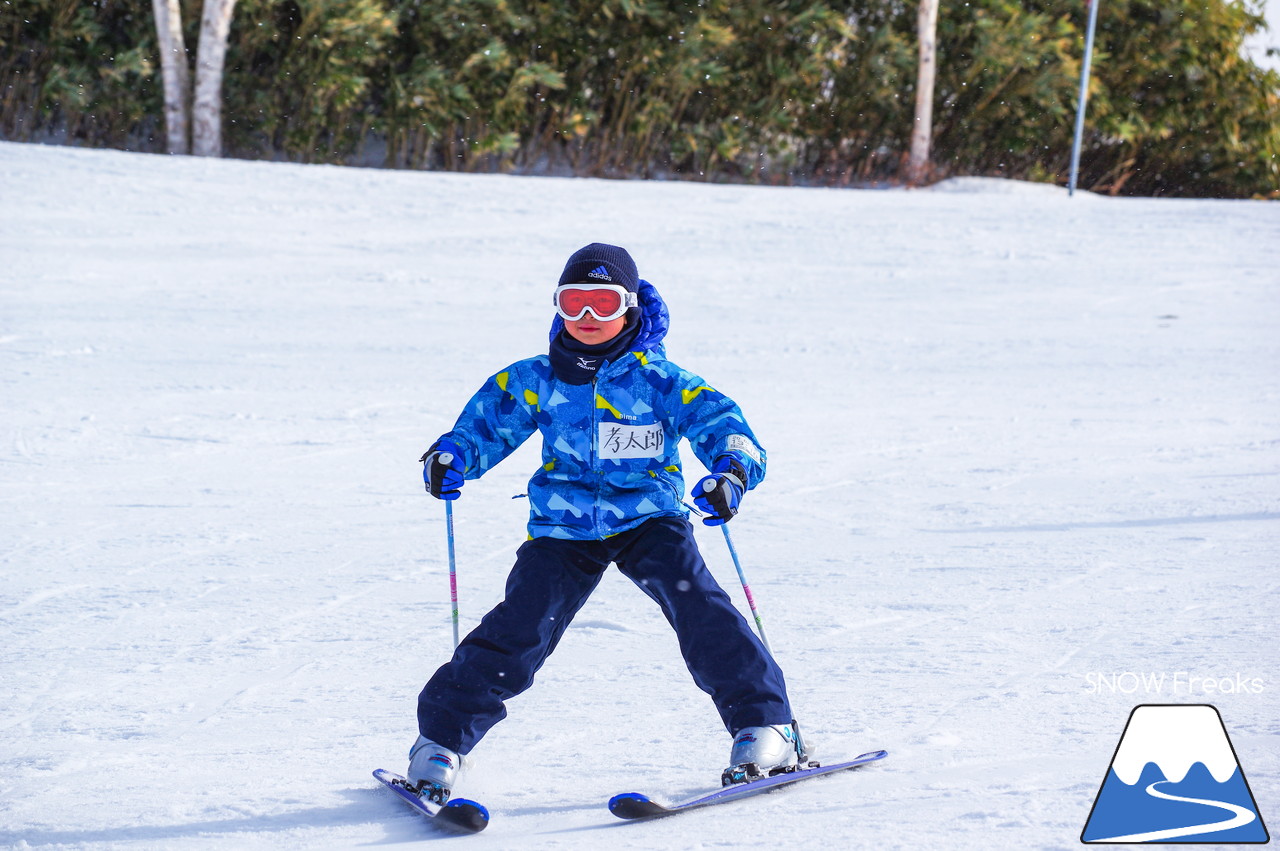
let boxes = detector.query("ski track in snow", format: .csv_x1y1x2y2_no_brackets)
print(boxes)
1,141,1277,849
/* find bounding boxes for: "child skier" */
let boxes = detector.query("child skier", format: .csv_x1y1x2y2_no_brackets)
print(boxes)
408,243,805,802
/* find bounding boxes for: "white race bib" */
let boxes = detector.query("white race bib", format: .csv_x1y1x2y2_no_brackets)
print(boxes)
599,422,665,459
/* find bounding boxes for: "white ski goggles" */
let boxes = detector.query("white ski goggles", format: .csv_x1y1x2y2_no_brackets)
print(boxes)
553,284,638,322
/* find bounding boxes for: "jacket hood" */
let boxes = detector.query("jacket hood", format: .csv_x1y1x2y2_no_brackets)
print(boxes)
549,278,669,355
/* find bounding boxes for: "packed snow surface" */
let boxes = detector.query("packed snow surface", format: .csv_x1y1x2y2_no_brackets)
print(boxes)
2,141,1277,849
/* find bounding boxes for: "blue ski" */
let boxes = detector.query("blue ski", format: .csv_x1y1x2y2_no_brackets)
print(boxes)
609,750,888,820
373,768,489,834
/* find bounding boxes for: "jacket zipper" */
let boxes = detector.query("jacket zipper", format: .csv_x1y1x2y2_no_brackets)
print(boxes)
591,373,602,537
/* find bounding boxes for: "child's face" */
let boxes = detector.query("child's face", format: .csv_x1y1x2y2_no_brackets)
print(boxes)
564,313,627,346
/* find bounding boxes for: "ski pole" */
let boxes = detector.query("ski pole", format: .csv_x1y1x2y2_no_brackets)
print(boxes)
719,523,774,657
720,520,811,760
444,498,460,649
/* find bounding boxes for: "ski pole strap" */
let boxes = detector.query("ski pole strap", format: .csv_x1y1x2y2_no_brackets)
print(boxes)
720,524,773,657
446,499,459,649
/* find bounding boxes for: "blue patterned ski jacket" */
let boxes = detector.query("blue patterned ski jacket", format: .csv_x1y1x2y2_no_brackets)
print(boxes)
435,280,766,540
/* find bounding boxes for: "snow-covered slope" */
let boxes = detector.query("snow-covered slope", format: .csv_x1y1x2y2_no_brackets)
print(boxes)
1,141,1277,849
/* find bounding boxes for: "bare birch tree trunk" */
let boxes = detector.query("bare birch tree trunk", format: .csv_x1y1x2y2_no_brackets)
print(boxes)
152,0,190,155
908,0,940,186
192,0,238,158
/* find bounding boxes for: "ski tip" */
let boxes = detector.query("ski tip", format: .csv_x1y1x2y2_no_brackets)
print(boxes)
610,792,651,808
609,792,669,820
856,749,889,761
437,798,490,833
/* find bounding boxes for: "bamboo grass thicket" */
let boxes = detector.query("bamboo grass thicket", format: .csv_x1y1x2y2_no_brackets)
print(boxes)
1,0,1275,197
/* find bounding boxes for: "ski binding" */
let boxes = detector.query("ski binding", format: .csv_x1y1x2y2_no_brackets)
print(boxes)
609,749,888,820
373,768,489,833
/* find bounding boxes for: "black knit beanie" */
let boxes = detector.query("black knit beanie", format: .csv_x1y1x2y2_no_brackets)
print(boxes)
558,243,640,293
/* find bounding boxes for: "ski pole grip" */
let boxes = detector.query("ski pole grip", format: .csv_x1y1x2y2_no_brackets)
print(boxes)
702,477,716,493
439,452,454,466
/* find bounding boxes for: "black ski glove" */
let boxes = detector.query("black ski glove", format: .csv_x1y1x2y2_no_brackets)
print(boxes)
421,439,465,500
693,455,748,526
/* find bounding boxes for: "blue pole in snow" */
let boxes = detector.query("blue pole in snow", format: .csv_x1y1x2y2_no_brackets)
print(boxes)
720,524,774,657
719,520,810,758
1069,0,1101,196
444,489,460,650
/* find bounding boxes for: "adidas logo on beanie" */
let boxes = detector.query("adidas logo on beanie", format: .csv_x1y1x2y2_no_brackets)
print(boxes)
559,243,640,293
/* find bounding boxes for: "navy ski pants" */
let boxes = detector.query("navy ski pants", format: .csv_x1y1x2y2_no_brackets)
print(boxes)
417,515,792,754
